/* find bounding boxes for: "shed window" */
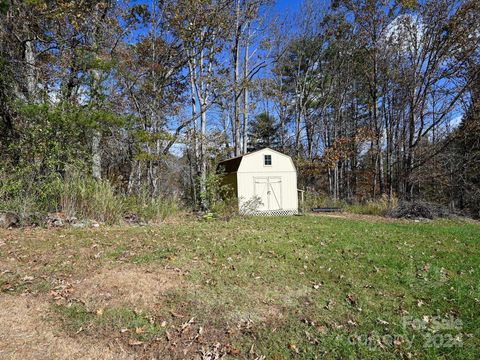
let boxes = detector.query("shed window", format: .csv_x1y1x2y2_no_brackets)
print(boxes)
264,154,272,166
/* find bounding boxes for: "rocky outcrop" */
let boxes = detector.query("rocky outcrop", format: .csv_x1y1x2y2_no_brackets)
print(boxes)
0,212,20,228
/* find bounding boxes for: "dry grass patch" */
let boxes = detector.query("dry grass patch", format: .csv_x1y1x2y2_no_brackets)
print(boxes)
71,265,183,310
0,294,133,360
312,211,407,223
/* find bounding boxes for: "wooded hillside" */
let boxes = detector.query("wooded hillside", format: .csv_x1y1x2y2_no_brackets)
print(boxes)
1,0,479,219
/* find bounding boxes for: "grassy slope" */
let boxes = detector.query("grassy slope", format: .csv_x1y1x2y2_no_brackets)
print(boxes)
0,215,479,359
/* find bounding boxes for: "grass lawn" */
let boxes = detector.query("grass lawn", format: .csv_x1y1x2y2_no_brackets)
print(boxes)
0,214,479,359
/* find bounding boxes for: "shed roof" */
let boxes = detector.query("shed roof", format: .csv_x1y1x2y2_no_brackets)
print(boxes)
217,155,243,173
217,148,292,174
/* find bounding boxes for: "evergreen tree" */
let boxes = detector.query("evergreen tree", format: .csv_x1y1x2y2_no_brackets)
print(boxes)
247,112,280,152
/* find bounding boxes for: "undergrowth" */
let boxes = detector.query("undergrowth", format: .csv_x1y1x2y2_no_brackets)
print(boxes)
0,173,181,224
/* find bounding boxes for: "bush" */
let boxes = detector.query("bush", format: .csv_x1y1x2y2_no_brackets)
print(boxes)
346,195,398,216
201,171,237,220
124,190,181,223
0,167,64,218
0,169,182,226
60,177,124,224
61,178,182,224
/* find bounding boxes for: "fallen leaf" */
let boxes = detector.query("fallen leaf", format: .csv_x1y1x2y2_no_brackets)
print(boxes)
394,337,404,347
1,283,13,291
180,317,195,333
128,340,143,346
228,346,241,356
288,343,299,354
325,300,335,310
170,310,184,318
313,282,323,289
346,294,357,306
316,325,327,334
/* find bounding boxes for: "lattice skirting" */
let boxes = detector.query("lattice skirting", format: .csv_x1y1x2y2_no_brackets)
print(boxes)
241,209,298,216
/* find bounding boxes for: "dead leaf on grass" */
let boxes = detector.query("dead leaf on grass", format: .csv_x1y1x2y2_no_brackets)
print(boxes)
180,317,195,333
325,300,335,310
1,282,13,291
346,293,357,306
316,325,327,334
347,319,357,327
170,310,185,318
288,343,299,354
128,339,144,346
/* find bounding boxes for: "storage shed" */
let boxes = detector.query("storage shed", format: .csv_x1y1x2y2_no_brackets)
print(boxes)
217,148,298,215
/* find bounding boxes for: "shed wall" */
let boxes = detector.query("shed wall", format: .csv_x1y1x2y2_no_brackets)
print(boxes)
237,171,298,212
236,149,298,213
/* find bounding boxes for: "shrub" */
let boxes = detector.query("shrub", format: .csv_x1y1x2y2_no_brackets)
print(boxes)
201,170,237,219
346,195,398,216
124,190,181,223
60,177,124,224
0,166,64,219
1,165,183,225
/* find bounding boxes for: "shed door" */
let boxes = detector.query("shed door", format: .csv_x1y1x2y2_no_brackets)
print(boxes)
254,177,282,211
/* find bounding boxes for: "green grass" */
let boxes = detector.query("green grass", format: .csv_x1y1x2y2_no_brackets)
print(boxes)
53,303,164,341
1,215,479,358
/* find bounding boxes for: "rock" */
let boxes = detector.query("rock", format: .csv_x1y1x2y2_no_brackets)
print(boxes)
66,216,78,224
124,213,140,224
24,212,45,227
71,222,86,229
0,212,20,228
46,213,65,227
91,222,100,228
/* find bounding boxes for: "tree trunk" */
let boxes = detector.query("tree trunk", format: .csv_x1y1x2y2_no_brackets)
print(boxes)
91,69,102,180
242,24,250,154
199,102,208,210
233,0,241,156
24,39,36,101
92,128,102,180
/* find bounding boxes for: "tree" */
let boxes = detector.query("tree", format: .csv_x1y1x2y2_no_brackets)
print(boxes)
247,112,280,151
166,0,233,209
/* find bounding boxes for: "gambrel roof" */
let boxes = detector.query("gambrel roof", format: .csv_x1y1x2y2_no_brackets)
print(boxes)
217,148,294,174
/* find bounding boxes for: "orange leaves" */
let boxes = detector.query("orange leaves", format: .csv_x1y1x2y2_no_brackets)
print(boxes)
320,127,377,169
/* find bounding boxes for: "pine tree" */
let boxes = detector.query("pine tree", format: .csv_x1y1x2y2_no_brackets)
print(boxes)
247,112,280,152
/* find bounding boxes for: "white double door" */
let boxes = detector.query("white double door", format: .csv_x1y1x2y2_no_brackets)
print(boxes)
254,177,282,211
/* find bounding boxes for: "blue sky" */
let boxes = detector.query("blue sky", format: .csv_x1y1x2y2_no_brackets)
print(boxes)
274,0,302,12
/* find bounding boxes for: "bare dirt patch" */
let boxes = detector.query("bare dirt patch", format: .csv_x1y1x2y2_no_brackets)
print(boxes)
310,212,407,223
70,265,182,310
0,294,133,360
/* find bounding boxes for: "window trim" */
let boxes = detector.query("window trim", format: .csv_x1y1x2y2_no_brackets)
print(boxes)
264,154,272,166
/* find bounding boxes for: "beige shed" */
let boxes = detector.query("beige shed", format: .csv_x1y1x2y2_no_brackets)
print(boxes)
217,148,298,215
